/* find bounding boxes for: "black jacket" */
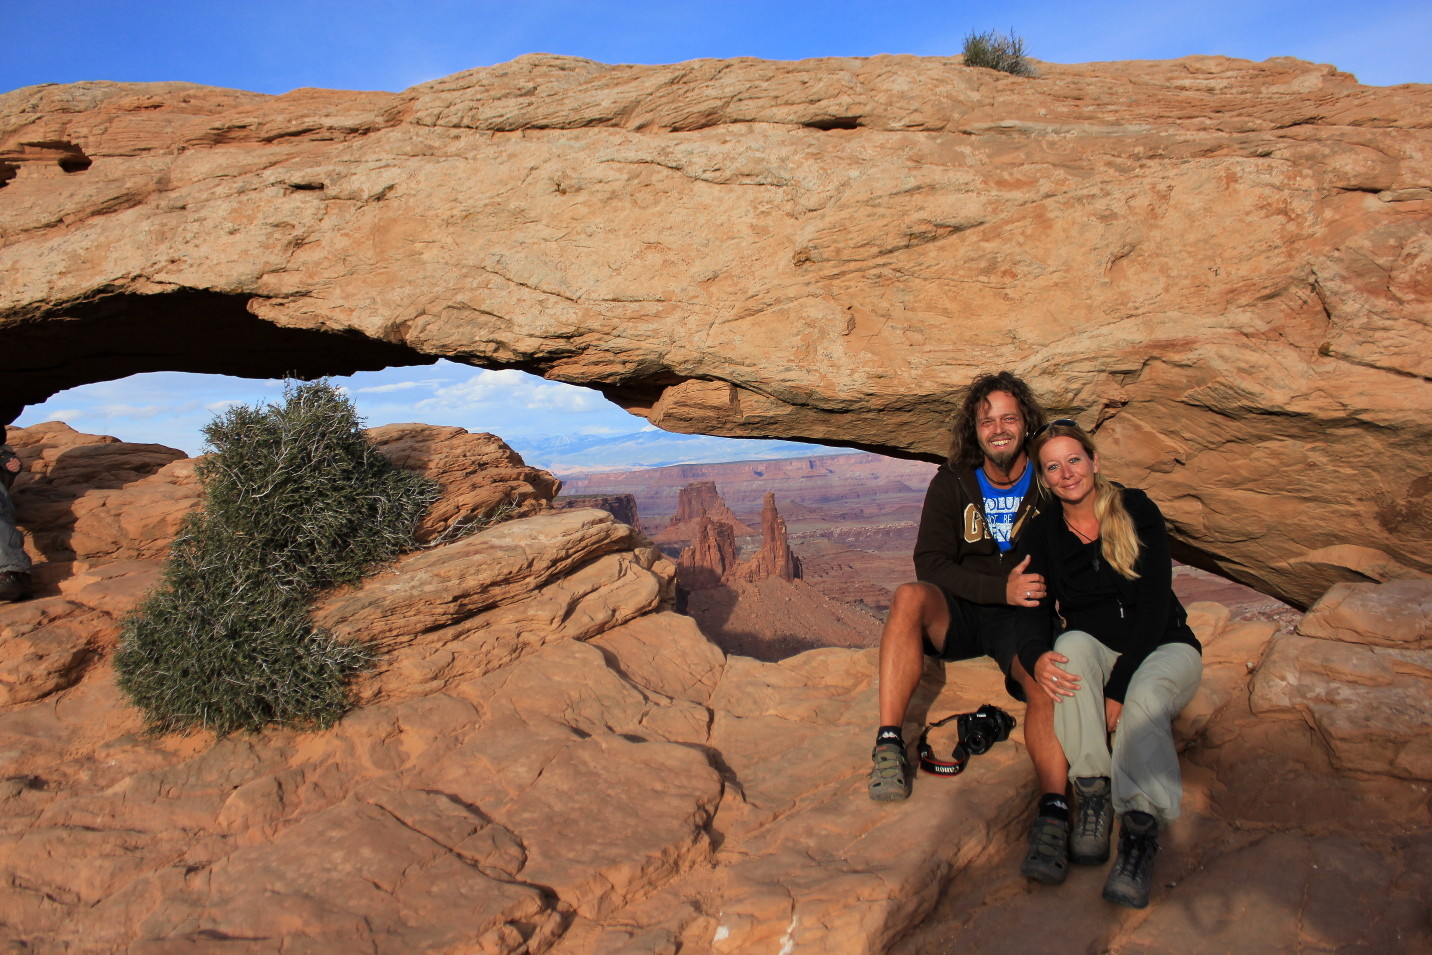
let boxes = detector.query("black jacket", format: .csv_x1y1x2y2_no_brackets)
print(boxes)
1021,485,1200,701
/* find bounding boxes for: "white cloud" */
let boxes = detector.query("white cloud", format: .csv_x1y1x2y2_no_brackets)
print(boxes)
352,379,448,395
418,369,602,414
92,402,182,421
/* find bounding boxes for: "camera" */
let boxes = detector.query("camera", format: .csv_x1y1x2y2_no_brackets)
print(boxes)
957,704,1015,756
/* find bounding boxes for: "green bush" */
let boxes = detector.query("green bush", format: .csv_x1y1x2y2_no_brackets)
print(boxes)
115,380,439,735
962,29,1036,77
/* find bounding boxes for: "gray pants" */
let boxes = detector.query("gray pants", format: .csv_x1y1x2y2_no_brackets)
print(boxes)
1052,630,1202,828
0,484,30,574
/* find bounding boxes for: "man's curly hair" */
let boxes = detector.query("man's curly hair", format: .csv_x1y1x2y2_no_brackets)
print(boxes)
947,372,1046,470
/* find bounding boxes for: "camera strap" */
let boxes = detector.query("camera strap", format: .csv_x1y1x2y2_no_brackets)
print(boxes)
917,712,974,776
916,706,1015,777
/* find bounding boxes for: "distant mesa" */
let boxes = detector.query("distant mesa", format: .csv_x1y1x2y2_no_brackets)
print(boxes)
559,451,934,618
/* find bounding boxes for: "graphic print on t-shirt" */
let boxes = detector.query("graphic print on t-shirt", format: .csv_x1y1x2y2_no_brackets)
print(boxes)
975,465,1032,552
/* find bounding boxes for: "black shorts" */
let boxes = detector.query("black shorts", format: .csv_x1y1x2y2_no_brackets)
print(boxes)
921,584,1050,702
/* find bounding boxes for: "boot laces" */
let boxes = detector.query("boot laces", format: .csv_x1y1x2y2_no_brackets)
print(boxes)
1117,827,1157,878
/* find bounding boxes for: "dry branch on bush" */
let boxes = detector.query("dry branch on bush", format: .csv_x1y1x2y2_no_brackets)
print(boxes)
962,29,1037,77
115,380,439,734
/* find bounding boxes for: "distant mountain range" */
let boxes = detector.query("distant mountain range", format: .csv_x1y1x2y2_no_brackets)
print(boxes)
509,429,849,474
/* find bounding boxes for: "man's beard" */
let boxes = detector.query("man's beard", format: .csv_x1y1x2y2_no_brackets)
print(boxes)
984,441,1021,474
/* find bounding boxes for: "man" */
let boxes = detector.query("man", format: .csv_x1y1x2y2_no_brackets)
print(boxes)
868,371,1073,885
1,420,32,603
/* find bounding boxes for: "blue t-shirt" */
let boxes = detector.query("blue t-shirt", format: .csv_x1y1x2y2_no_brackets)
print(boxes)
975,465,1031,552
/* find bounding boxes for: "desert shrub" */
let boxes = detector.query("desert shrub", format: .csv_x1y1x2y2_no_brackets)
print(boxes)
962,29,1036,77
422,495,522,548
115,380,439,735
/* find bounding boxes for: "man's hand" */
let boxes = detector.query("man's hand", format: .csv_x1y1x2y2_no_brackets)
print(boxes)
0,448,19,491
1034,650,1079,702
1005,555,1045,607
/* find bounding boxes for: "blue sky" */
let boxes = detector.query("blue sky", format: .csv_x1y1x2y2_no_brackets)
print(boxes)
6,1,1429,466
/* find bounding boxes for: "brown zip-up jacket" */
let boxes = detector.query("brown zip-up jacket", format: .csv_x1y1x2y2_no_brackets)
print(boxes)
913,462,1042,605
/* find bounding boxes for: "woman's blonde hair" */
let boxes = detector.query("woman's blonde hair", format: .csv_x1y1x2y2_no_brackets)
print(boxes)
1030,423,1141,579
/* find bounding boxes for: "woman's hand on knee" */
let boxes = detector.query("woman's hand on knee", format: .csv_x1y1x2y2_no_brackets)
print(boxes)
1104,698,1123,733
1033,650,1080,702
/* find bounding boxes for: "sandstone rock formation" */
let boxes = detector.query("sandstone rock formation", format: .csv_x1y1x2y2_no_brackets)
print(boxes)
1249,577,1432,779
655,481,755,543
1295,577,1432,649
673,484,798,590
366,423,561,543
676,514,739,591
0,423,1429,952
4,56,1430,607
673,483,881,659
731,492,801,583
549,492,642,531
564,451,935,614
6,422,194,565
560,452,935,530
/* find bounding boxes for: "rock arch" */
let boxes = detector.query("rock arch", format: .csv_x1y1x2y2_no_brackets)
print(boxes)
2,290,432,417
3,55,1431,607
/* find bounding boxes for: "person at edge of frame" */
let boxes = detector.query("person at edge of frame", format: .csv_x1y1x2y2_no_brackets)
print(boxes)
867,371,1075,886
0,415,34,603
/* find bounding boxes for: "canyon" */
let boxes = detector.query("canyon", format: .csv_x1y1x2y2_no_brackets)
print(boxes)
562,452,936,618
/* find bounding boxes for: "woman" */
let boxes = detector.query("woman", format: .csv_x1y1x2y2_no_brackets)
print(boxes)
1021,421,1202,910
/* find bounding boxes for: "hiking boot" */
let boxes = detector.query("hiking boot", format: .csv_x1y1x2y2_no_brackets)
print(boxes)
1103,810,1159,909
868,741,912,801
0,571,30,603
1070,776,1114,865
1020,813,1069,885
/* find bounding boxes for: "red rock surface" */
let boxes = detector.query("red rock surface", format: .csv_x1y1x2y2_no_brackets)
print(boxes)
683,576,881,661
0,423,1428,952
676,514,739,591
365,423,561,542
5,57,1432,606
654,480,755,543
731,492,801,583
549,492,642,532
